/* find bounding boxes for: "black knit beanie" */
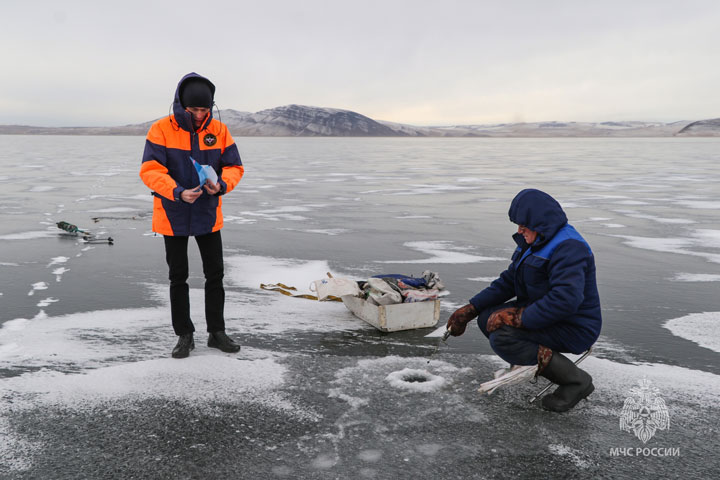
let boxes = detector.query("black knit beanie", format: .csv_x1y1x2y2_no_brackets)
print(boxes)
180,78,214,108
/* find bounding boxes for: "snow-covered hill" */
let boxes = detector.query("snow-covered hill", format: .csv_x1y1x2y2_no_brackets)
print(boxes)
221,105,401,137
676,118,720,136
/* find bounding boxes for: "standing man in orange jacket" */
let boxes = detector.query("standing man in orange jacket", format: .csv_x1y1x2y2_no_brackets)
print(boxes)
140,72,244,358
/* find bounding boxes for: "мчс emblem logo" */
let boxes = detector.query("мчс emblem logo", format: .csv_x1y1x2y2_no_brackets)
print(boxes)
203,133,217,147
619,378,670,443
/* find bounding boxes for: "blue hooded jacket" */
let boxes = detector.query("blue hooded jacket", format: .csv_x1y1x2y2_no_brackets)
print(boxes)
140,73,244,236
469,189,602,352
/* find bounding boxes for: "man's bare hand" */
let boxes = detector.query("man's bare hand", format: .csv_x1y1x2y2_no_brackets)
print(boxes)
203,181,221,195
180,187,203,204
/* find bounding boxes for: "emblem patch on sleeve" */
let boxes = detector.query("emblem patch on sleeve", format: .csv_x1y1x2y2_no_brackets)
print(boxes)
203,133,217,147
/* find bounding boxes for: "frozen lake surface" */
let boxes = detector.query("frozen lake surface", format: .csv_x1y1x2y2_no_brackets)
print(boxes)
0,136,719,478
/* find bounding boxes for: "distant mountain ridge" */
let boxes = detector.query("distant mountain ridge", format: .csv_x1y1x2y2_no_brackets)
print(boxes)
226,104,400,137
676,118,720,136
1,104,718,137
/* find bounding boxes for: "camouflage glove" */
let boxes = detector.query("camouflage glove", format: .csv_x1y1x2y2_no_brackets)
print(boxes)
487,307,524,332
446,304,478,336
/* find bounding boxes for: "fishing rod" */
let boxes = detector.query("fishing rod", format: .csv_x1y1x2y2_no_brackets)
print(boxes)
427,329,452,364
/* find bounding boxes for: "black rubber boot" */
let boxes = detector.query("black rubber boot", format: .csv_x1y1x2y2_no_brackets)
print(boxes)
208,331,241,353
172,333,194,359
539,352,594,412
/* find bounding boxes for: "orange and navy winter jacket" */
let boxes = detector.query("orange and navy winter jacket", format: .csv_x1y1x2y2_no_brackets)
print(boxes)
139,73,244,236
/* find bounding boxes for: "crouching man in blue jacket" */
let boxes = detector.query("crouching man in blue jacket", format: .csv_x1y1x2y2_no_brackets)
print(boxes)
447,189,601,412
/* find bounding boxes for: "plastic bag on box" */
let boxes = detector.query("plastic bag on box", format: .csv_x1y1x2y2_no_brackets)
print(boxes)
365,278,403,305
310,277,361,301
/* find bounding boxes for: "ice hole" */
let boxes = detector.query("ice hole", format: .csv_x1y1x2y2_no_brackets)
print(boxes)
386,368,446,392
401,373,430,383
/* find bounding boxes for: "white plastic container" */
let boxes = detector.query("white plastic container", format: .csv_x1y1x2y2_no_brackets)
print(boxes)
341,296,440,332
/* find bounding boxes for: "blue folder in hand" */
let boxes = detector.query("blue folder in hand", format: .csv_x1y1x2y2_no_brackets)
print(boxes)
190,157,218,186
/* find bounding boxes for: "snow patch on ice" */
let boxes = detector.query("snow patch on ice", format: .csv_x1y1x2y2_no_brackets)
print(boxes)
1,354,289,408
376,241,504,264
676,200,720,209
27,282,48,296
611,234,720,264
240,205,311,222
623,213,694,224
385,183,478,196
224,255,367,334
70,171,119,177
226,255,348,294
664,312,720,353
36,297,59,308
1,318,30,332
671,273,720,282
0,306,168,369
691,229,720,248
279,227,349,236
614,200,649,205
2,277,365,375
52,267,69,281
614,235,691,251
548,444,593,469
47,256,69,267
223,215,257,225
584,356,720,409
88,207,138,213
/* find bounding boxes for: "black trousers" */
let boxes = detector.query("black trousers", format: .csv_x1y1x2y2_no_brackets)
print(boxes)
164,231,225,336
476,301,591,365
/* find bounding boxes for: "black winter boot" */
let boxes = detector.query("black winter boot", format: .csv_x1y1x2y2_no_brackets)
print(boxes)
539,352,594,412
172,333,194,359
208,331,241,353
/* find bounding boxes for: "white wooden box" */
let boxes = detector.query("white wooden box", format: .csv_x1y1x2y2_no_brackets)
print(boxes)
341,296,440,332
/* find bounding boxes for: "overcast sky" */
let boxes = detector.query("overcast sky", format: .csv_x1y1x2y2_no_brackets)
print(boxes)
2,0,720,127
